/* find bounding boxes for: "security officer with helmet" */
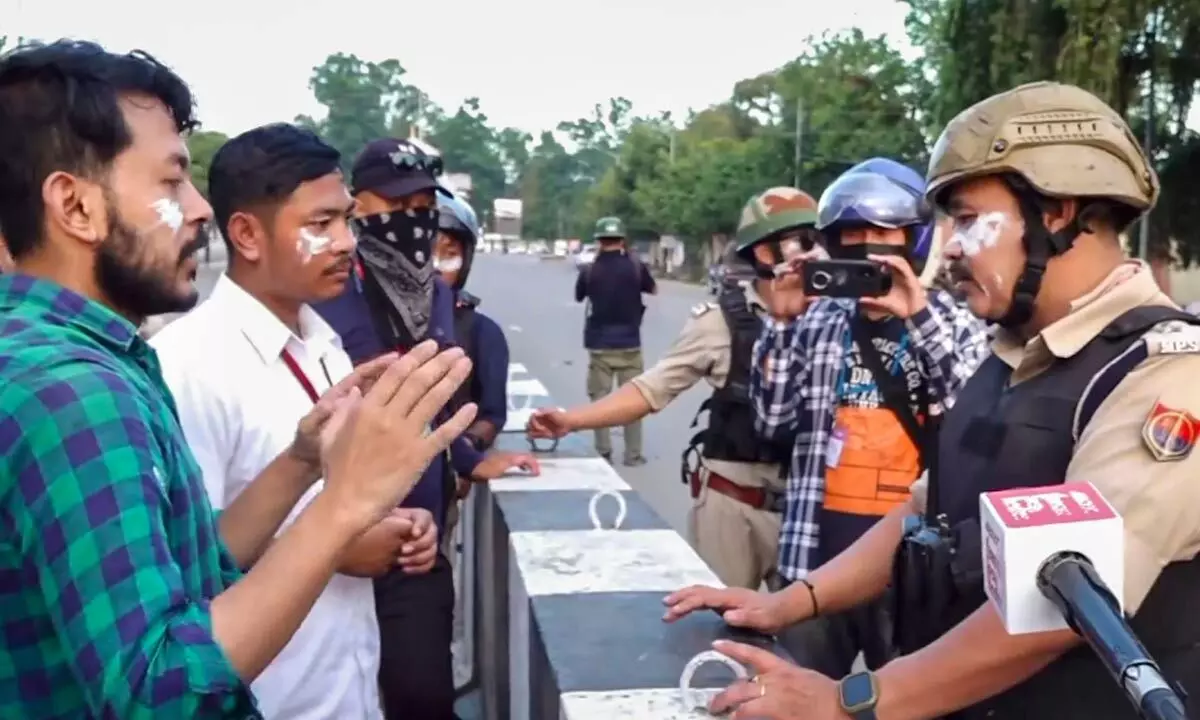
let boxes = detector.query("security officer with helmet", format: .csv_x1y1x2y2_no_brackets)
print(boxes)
528,188,820,589
662,81,1200,720
572,216,657,465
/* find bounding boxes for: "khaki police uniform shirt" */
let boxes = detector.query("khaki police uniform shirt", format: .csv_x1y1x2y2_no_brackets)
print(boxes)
912,261,1200,613
630,286,782,490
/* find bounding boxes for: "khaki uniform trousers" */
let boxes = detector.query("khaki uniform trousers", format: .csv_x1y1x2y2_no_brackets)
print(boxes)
687,468,782,590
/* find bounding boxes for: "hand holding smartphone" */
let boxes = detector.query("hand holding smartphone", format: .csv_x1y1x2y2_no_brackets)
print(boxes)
802,259,893,298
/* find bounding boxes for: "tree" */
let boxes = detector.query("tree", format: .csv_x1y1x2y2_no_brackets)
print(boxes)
521,132,587,240
494,127,532,193
903,0,1200,260
296,53,434,169
428,98,506,223
185,130,229,198
575,30,928,251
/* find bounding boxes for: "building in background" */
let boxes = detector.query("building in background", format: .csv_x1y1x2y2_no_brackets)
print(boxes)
492,198,523,247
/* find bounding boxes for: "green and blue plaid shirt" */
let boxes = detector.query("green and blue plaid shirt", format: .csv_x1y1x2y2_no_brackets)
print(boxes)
0,274,260,718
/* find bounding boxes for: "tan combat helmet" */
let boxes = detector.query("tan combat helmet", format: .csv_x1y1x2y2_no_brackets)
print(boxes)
926,81,1158,214
734,186,819,258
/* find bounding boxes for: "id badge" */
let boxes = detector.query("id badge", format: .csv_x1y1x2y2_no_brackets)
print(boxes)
826,424,848,468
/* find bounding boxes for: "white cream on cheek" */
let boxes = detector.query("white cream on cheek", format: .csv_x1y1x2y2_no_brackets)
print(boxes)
950,211,1009,257
150,198,184,233
944,212,1017,302
434,256,463,273
297,228,333,262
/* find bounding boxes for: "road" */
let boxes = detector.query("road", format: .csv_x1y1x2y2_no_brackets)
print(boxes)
470,252,710,535
181,248,711,537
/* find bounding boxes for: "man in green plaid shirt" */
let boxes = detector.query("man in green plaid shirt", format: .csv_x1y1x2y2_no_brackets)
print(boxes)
0,41,479,719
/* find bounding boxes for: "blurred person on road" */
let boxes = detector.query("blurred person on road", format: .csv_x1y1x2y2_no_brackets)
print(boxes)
0,40,473,719
734,158,988,679
528,188,819,590
152,123,442,719
312,137,538,720
573,215,657,465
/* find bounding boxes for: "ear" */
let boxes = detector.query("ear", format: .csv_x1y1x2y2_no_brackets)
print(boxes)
42,171,106,247
226,211,264,263
1042,197,1079,235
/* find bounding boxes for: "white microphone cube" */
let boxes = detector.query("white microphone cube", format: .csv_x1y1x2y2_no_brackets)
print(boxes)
980,481,1123,635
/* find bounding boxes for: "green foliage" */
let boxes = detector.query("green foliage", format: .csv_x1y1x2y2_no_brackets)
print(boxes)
11,6,1200,262
185,130,229,198
905,0,1200,260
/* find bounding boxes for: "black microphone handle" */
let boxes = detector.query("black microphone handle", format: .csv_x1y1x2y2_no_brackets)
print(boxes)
1143,688,1189,720
1037,551,1191,720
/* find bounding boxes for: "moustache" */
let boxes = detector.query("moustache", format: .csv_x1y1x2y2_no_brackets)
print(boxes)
177,226,210,264
323,256,354,276
945,262,975,285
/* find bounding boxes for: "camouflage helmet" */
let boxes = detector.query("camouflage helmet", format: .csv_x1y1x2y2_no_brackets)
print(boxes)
593,216,626,239
734,187,819,258
926,81,1158,213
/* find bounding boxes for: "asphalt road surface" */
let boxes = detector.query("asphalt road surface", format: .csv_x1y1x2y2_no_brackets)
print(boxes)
181,248,711,537
470,252,710,536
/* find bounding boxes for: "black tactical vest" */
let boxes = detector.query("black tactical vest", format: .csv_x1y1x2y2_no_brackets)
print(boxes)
932,305,1200,718
691,287,790,466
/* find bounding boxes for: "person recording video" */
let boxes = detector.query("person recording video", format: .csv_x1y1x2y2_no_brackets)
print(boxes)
663,82,1200,720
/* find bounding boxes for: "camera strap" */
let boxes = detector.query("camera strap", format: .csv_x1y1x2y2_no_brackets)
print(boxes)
849,318,929,465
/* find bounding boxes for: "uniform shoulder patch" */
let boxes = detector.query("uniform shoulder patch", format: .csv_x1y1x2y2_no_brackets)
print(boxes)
691,301,717,318
1147,320,1200,355
1142,399,1200,462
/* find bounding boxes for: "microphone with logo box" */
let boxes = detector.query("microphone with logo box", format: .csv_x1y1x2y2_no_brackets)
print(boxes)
979,482,1190,720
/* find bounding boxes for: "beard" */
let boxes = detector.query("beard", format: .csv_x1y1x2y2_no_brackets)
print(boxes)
95,202,205,320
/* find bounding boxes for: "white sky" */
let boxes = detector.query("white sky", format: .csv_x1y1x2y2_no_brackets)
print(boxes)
5,0,915,136
9,0,1195,136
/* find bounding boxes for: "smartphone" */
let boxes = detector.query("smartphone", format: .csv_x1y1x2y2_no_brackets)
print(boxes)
803,259,892,298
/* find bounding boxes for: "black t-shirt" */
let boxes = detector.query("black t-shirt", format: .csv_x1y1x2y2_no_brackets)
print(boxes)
818,316,924,565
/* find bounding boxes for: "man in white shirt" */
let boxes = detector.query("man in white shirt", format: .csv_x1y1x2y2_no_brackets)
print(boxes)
154,123,438,719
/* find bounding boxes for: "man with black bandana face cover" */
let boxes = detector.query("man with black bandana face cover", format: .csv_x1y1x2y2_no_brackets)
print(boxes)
313,138,539,719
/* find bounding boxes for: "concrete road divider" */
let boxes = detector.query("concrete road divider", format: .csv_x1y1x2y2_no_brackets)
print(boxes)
452,362,786,719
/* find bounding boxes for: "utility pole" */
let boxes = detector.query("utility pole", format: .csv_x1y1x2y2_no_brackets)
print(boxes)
793,97,804,188
1137,9,1160,261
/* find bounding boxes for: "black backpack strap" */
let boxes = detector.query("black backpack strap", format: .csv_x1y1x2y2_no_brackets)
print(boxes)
1073,305,1200,441
850,318,929,458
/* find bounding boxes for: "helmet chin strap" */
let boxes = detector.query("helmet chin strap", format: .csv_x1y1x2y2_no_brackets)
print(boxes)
996,192,1082,329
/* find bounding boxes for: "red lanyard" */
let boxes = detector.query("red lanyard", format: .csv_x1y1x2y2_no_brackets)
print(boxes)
280,349,320,404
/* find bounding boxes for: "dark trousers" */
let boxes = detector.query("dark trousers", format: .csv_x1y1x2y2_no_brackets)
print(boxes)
775,578,895,678
375,553,457,719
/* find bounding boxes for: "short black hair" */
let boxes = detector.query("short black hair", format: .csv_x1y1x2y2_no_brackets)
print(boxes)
0,40,198,259
207,123,341,255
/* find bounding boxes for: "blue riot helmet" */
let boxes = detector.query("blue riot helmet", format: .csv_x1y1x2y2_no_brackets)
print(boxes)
436,189,480,289
816,157,933,273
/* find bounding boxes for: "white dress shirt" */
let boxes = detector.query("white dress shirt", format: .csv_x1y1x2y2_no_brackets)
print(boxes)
152,275,382,720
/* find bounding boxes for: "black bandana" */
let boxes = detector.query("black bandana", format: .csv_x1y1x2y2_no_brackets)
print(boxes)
355,207,440,348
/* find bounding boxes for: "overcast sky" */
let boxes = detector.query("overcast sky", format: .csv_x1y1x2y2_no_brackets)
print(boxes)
6,0,917,136
11,0,1195,137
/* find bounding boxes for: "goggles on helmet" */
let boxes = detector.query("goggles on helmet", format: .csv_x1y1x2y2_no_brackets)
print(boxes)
817,171,927,232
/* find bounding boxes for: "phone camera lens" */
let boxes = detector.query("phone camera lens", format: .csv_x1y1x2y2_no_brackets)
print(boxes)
811,270,832,290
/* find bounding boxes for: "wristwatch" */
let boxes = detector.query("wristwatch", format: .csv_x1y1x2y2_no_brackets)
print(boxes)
838,671,880,719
